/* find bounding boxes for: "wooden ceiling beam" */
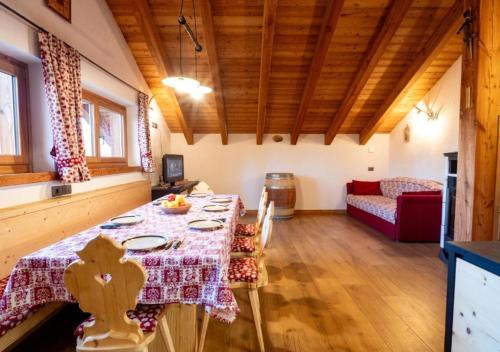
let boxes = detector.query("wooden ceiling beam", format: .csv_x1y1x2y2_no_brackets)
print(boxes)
132,0,194,145
324,0,413,145
199,0,228,145
358,0,463,145
290,0,345,145
256,0,278,145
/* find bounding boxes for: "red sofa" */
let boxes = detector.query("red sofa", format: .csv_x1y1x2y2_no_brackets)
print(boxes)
346,177,442,242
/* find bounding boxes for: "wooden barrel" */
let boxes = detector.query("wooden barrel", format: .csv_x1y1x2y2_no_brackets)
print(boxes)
265,173,296,220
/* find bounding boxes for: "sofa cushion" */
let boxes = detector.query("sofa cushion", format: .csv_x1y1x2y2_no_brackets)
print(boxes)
352,180,382,196
346,194,397,224
380,177,442,199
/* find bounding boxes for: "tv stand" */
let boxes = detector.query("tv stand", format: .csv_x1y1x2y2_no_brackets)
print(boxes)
151,180,199,200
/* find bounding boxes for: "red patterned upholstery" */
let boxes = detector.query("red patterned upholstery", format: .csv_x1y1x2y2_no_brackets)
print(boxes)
380,177,442,200
0,275,41,338
346,194,397,224
235,223,255,237
75,304,165,337
231,237,256,253
228,258,258,283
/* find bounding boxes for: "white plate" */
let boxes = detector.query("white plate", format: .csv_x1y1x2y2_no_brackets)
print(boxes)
110,215,144,225
210,197,232,204
188,219,224,231
189,193,208,198
203,204,228,212
122,236,168,251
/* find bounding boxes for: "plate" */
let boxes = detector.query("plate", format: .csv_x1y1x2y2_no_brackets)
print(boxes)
188,219,224,231
122,235,168,251
210,197,232,204
110,215,143,225
189,193,208,198
203,204,228,212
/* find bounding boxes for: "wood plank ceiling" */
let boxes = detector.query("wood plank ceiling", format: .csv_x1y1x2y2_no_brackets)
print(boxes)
106,0,463,145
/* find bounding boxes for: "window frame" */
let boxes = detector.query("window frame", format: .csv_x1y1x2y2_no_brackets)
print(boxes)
0,53,31,174
82,90,128,168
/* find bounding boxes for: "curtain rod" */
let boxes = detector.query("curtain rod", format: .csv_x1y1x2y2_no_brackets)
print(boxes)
0,1,146,96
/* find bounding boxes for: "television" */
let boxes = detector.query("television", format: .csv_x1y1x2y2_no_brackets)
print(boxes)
163,154,184,186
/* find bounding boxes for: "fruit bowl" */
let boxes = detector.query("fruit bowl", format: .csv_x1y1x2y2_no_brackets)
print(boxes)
159,202,192,215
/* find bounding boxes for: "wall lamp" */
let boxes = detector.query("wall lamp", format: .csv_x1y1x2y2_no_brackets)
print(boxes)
414,103,439,121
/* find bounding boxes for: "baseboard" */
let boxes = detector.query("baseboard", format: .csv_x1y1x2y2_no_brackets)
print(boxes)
244,209,346,216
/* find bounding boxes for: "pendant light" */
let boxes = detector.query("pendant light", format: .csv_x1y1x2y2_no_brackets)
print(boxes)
189,0,213,100
161,0,199,93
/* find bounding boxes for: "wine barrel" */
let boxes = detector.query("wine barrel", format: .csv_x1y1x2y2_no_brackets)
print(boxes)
265,173,296,220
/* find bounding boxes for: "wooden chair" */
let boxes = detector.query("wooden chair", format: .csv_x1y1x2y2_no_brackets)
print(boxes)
191,181,215,195
231,200,274,257
234,188,268,240
64,234,176,352
199,202,275,352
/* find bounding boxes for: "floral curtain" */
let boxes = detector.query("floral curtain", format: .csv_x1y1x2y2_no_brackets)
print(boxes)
138,92,156,173
38,32,90,183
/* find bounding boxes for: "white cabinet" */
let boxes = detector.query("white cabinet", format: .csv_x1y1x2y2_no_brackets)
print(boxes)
452,259,500,351
445,242,500,352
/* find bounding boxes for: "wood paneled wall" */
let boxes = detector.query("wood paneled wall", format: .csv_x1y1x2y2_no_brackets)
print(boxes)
455,0,500,241
0,181,150,278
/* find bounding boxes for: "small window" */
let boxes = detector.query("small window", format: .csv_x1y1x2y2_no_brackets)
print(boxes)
0,54,30,174
82,91,127,167
98,106,125,158
81,100,95,157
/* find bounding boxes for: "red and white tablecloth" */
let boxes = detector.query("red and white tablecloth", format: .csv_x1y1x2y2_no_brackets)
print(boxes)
0,195,246,323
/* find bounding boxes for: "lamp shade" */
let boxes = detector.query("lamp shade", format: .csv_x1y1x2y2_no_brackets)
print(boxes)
162,76,200,93
191,85,213,100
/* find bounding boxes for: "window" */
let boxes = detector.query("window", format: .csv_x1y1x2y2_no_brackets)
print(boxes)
0,54,30,174
81,91,127,167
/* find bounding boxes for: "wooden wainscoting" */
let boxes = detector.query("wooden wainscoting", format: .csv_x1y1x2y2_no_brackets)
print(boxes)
0,180,150,278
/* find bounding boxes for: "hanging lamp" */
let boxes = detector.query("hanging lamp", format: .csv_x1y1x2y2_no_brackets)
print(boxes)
161,0,199,93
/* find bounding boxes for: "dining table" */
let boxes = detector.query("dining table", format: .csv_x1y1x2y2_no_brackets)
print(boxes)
0,193,246,351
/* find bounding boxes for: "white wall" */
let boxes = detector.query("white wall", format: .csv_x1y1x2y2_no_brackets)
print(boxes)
171,134,390,210
389,57,462,183
0,0,170,208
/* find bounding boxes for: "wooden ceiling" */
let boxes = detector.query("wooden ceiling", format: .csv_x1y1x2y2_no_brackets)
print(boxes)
106,0,463,145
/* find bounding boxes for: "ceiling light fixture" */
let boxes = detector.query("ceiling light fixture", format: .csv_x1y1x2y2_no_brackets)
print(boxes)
191,85,213,100
161,0,201,94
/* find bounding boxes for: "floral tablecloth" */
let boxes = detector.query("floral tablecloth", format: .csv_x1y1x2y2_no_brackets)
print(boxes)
0,195,246,323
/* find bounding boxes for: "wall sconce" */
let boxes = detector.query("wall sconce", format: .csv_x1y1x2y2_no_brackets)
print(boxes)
414,103,439,121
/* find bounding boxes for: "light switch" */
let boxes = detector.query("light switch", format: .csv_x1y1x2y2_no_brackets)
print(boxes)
368,146,375,153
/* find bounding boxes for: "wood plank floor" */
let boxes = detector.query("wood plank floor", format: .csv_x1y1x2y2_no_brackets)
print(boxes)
11,215,447,352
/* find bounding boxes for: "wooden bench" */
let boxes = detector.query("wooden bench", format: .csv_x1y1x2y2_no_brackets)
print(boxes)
0,180,150,350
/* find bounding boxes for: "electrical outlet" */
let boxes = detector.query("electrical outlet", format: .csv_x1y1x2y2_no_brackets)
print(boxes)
368,167,375,171
151,122,158,129
51,184,72,198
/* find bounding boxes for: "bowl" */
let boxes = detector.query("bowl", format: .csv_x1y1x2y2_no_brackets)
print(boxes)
159,203,192,215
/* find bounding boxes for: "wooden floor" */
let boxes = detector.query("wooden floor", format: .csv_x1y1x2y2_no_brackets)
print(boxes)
11,215,447,352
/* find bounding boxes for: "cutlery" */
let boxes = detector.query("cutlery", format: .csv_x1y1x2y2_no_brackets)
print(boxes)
100,222,123,229
173,240,183,250
164,241,174,251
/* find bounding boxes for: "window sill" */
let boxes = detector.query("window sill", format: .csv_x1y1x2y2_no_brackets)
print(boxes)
0,166,143,187
89,166,142,177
